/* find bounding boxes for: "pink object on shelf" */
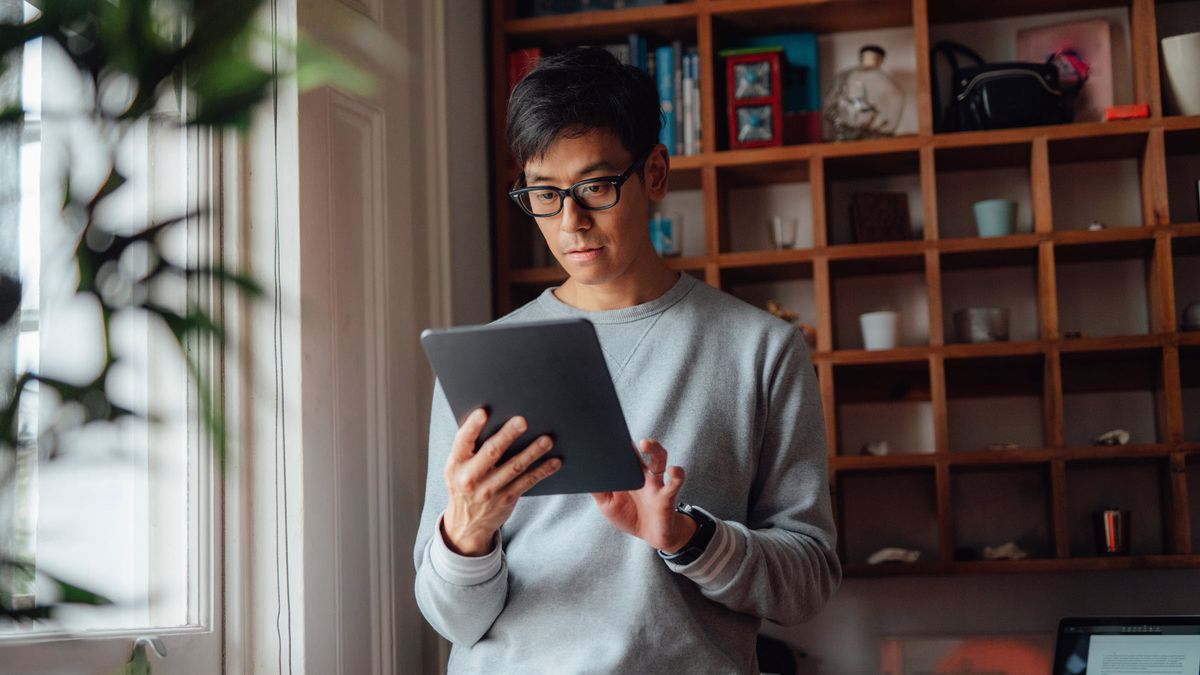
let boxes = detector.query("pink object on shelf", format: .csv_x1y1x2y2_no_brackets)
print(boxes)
1017,19,1113,123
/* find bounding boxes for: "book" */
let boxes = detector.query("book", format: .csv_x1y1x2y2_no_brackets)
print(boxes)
508,47,541,91
601,43,630,65
672,40,683,155
655,45,674,153
628,34,647,72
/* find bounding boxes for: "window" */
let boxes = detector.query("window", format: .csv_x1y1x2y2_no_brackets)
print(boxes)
1,0,213,638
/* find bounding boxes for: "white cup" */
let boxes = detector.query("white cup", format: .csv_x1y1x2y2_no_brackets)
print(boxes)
860,311,899,351
1162,32,1200,116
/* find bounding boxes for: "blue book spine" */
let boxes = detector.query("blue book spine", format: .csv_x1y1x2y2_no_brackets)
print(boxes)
655,45,674,153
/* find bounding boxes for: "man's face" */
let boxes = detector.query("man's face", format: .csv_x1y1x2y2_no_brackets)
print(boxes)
520,130,667,288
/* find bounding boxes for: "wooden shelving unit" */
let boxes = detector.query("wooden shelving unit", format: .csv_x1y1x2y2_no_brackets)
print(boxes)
489,0,1200,575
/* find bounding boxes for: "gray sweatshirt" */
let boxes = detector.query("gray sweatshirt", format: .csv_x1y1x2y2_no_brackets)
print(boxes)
413,274,841,674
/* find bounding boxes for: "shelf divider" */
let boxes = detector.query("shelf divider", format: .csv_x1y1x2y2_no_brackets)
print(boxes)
810,155,828,248
1051,458,1070,558
1144,128,1171,226
1131,0,1163,120
814,257,834,353
1031,137,1053,234
911,0,934,137
936,461,954,563
696,8,717,156
1168,453,1192,555
1162,345,1184,445
1038,241,1059,340
925,248,944,348
919,145,938,241
1044,344,1065,450
930,353,949,455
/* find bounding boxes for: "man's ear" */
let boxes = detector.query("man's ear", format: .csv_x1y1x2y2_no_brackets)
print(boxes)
644,143,670,201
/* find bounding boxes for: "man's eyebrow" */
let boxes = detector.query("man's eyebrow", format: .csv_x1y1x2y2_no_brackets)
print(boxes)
526,159,620,185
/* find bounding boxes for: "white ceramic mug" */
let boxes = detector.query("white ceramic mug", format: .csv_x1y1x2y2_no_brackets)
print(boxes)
859,311,899,351
1162,32,1200,116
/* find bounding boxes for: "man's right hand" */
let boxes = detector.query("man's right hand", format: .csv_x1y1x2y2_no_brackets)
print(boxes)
441,408,561,556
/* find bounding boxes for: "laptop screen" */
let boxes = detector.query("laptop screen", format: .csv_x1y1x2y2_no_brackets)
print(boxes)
1054,617,1200,675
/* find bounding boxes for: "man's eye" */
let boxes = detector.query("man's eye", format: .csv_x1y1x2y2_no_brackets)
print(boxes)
533,191,556,203
583,184,606,195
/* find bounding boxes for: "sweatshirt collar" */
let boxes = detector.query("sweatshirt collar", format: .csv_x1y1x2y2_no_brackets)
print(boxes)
537,273,697,324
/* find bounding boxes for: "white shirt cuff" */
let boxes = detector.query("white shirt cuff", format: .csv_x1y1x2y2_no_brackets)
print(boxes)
430,514,503,586
663,509,746,589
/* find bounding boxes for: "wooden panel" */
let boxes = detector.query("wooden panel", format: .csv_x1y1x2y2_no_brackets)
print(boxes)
1130,0,1162,119
710,0,913,33
1169,453,1192,554
911,0,934,137
936,461,953,561
809,155,828,248
928,0,1128,24
702,164,720,256
1031,137,1053,234
1038,241,1059,339
925,248,943,347
697,11,717,156
506,3,698,45
1154,233,1177,333
919,145,938,240
1162,345,1184,445
1143,128,1171,226
1044,346,1065,449
1051,459,1070,558
814,256,833,353
930,354,948,454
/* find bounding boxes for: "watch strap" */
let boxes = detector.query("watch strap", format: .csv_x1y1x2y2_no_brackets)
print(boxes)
658,502,716,566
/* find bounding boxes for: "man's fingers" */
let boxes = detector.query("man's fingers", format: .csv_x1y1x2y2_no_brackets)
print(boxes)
470,415,528,472
504,455,562,500
448,408,488,465
482,434,555,492
639,439,668,475
663,465,685,501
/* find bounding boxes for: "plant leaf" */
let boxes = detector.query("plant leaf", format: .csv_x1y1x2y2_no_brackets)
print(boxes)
296,34,374,96
187,53,273,129
188,265,264,297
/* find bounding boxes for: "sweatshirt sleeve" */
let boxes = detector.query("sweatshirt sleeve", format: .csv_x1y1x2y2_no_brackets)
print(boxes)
412,381,509,646
664,334,841,625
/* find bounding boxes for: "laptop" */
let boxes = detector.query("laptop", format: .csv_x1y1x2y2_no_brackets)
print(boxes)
1053,616,1200,675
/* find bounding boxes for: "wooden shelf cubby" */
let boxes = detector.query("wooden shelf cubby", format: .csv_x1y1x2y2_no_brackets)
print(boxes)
489,0,1200,576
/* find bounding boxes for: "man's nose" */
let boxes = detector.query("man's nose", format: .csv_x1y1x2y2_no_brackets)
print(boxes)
558,194,591,233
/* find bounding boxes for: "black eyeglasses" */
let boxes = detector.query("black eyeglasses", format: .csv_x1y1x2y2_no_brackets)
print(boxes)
508,148,651,218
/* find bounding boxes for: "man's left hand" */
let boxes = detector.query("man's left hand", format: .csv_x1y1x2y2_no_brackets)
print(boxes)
592,439,696,553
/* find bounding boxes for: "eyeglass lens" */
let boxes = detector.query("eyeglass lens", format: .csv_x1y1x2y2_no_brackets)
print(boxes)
520,180,617,216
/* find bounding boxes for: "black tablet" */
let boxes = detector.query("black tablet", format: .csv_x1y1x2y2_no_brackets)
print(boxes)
420,318,645,496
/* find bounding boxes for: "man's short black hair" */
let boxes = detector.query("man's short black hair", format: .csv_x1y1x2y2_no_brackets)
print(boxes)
506,47,662,170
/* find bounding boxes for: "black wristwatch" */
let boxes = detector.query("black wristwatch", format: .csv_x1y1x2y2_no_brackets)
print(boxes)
658,502,716,566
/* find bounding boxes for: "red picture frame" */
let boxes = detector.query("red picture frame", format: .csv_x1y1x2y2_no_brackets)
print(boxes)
725,50,784,150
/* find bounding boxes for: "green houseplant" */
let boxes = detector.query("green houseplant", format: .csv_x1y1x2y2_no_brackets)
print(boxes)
0,0,371,650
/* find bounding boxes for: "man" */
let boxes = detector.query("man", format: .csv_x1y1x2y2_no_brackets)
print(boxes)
413,47,840,673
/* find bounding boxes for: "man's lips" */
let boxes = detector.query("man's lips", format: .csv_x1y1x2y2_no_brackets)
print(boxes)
565,245,603,254
564,245,603,261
